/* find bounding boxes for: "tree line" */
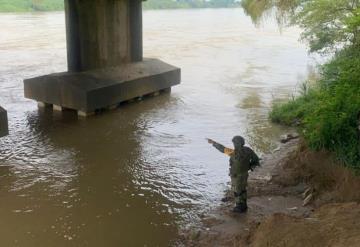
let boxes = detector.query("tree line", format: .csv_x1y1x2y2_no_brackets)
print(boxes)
0,0,240,12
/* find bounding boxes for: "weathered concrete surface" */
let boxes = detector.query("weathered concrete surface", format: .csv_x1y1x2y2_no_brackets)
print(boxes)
24,59,181,113
24,0,181,115
0,106,8,137
65,0,143,72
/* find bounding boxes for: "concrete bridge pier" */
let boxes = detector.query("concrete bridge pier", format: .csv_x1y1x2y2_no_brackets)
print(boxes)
24,0,180,117
0,106,8,137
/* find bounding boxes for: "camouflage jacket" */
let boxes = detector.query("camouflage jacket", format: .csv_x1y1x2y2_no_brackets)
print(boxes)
213,142,259,177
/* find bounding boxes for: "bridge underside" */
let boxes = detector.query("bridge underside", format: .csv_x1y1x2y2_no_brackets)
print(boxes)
0,107,8,137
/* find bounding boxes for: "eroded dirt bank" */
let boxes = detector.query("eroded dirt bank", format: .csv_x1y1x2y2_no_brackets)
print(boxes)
181,139,360,247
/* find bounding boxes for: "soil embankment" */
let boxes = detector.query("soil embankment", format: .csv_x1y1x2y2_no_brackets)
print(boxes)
182,139,360,246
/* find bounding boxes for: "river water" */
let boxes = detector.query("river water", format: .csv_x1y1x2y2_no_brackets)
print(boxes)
0,8,314,246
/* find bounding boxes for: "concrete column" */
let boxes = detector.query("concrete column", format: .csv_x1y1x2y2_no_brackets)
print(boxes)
129,0,143,62
0,106,8,137
65,0,143,72
65,0,81,72
24,0,180,114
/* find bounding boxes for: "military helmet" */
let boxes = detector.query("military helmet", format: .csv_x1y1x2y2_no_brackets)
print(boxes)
232,136,245,147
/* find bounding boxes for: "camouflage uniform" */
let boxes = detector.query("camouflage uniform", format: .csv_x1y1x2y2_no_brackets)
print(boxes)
212,136,259,212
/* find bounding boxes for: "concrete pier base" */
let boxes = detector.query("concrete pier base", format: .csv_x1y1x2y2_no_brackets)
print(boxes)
24,59,180,113
53,105,64,112
38,102,52,108
23,0,181,117
78,111,95,118
0,106,8,137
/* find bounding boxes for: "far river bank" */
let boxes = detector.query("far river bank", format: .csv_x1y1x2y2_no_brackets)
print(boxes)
0,1,240,13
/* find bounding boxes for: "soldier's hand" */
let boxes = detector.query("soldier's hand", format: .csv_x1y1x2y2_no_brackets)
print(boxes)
206,138,215,144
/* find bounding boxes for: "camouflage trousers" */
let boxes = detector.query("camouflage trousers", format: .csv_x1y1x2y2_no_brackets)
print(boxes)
231,173,248,206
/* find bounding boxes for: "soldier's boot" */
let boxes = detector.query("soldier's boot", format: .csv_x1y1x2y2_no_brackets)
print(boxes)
232,203,247,213
233,190,248,213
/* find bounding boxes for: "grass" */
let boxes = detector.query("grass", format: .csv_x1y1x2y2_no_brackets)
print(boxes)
270,47,360,169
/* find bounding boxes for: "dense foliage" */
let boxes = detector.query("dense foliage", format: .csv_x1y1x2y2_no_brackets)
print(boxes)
242,0,360,53
271,48,360,168
244,0,360,169
0,0,240,12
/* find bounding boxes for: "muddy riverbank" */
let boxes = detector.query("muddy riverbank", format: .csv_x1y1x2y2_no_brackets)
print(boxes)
182,139,360,247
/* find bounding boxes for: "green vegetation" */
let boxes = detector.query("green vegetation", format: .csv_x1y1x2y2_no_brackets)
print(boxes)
271,48,360,168
0,0,240,12
144,0,239,9
242,0,360,169
0,0,63,12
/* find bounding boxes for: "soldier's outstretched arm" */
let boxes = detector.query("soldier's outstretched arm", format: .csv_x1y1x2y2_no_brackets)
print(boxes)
206,138,234,156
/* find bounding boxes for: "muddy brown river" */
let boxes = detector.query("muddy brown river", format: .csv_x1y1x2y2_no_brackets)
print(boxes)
0,8,315,246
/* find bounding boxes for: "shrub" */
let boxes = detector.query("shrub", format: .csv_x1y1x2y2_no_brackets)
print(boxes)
270,47,360,169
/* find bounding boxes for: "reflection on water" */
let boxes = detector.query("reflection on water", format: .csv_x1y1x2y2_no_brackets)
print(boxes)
0,8,314,246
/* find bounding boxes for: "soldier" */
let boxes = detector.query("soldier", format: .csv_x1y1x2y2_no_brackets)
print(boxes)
207,136,260,213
